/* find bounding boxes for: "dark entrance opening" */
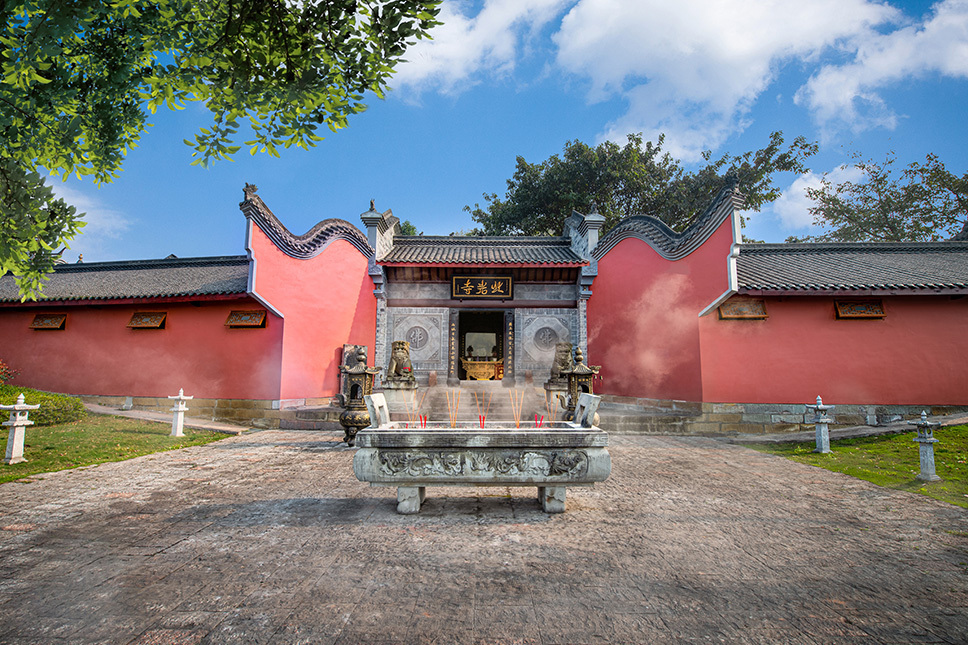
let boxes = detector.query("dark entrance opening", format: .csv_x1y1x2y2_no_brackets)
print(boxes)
458,310,505,381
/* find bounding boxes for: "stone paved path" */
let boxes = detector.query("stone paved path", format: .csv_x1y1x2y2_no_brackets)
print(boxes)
0,430,966,644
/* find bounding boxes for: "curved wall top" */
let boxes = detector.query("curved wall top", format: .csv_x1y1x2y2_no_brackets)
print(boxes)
239,184,372,260
593,182,745,261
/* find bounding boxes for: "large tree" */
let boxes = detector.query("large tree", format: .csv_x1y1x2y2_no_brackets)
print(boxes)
0,0,440,298
466,131,817,236
789,152,968,242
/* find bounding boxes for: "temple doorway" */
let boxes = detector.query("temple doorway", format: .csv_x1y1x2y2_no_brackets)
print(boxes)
458,310,505,380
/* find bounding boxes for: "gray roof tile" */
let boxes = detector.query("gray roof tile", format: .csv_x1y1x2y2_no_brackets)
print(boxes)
737,243,968,292
0,256,250,302
380,236,585,265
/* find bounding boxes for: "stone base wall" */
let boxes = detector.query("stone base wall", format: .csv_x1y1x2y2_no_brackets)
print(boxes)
80,392,968,436
79,395,342,430
598,395,968,435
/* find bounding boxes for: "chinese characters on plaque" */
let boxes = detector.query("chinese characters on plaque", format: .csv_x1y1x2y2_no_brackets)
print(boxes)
451,276,513,300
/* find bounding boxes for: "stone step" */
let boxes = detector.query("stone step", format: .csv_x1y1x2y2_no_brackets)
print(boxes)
280,406,342,431
596,412,704,435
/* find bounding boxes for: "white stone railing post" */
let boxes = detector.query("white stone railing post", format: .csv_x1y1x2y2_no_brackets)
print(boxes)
2,394,40,465
805,395,834,454
909,411,941,482
168,389,193,438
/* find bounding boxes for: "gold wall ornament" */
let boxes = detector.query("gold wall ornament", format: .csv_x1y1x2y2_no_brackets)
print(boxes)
225,310,267,327
718,297,768,320
127,312,167,329
451,275,513,300
835,300,886,319
29,313,66,330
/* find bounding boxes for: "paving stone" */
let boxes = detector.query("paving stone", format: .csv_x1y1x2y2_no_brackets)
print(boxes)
0,430,967,644
130,628,207,645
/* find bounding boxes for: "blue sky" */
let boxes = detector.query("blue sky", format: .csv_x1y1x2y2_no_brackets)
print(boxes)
53,0,968,263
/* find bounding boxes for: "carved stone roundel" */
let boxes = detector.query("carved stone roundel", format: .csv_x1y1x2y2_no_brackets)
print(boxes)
406,326,429,350
534,327,559,351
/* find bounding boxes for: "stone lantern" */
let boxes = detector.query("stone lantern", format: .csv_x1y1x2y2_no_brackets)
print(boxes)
338,346,382,445
2,394,39,465
909,411,941,482
559,347,600,423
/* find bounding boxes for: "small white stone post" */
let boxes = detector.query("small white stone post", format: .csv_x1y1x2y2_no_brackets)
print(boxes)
805,395,834,454
2,394,40,465
168,389,193,438
909,411,941,482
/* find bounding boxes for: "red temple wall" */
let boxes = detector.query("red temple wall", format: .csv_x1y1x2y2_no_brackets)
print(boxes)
698,295,968,405
247,224,376,400
0,298,283,399
587,220,735,401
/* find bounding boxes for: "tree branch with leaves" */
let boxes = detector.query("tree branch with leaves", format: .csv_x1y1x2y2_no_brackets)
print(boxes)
0,0,441,299
465,131,817,237
789,152,968,242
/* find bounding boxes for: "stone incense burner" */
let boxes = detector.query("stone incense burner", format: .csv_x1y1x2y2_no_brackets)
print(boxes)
353,393,611,514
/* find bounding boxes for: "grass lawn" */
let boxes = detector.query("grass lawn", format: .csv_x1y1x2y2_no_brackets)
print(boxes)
744,424,968,508
0,413,227,484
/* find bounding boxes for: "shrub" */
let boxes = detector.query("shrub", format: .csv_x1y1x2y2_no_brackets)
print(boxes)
0,385,86,426
0,359,18,386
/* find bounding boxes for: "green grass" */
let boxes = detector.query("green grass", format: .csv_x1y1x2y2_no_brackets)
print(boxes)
0,413,227,484
0,384,86,426
744,424,968,508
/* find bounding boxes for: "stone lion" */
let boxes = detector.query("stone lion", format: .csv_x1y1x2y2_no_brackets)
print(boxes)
387,340,413,379
549,342,573,382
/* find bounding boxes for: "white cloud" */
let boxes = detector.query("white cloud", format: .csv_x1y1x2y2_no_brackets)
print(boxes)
392,0,571,95
394,1,966,160
795,0,968,135
47,179,131,263
772,165,866,230
553,0,897,159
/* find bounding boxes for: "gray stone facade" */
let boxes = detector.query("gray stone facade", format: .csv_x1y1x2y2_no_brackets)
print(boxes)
514,308,579,383
382,280,584,384
382,307,450,383
377,304,581,385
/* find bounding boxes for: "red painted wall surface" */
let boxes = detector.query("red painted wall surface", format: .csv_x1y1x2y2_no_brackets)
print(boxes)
588,220,735,400
247,223,376,399
0,299,283,398
699,295,968,404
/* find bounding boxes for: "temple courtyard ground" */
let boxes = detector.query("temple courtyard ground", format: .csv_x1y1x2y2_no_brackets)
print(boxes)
0,429,966,644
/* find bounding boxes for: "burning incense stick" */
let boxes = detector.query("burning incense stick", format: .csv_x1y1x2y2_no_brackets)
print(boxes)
508,389,525,428
473,391,493,428
403,389,430,428
403,391,418,427
545,395,559,422
446,388,461,427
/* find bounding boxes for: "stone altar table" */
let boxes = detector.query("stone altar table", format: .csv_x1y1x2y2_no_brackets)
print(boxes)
353,393,610,513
